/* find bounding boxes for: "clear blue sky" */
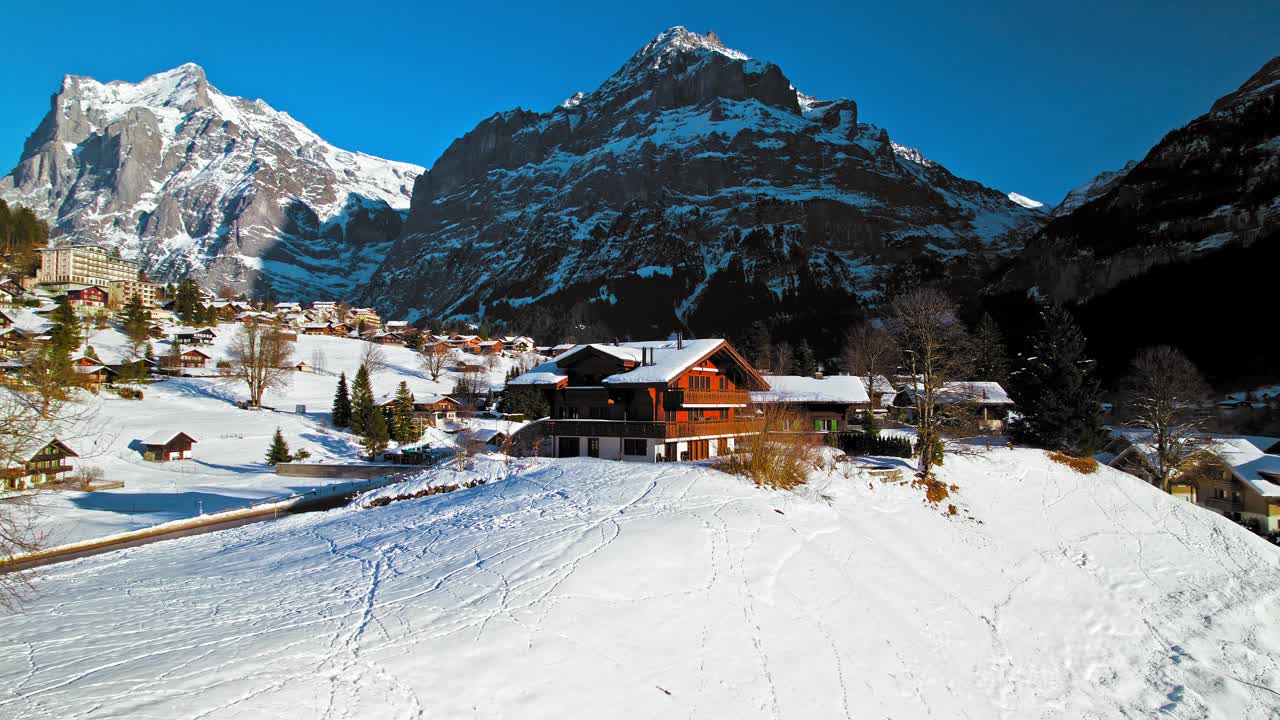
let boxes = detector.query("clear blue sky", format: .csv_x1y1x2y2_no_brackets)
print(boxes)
1,0,1274,205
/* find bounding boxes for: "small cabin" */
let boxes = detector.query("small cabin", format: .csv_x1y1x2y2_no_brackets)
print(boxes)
180,348,211,369
140,431,197,462
66,285,108,309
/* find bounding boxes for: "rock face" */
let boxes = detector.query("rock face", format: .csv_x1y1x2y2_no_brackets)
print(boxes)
1049,161,1137,218
1,64,423,299
1001,55,1280,301
366,27,1043,330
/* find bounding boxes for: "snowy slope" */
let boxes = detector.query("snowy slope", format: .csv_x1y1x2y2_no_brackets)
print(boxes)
1,64,423,299
2,449,1278,718
31,325,530,547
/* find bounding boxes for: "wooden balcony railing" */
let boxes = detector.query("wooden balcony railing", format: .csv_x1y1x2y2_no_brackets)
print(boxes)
539,418,763,439
666,388,750,407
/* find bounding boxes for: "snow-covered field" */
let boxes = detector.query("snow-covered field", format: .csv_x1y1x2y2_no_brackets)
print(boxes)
28,325,528,547
3,448,1278,718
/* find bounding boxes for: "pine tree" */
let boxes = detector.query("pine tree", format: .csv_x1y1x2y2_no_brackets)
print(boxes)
390,381,421,443
349,364,375,436
362,408,390,459
265,427,292,465
331,372,353,427
1009,303,1107,456
122,293,150,345
174,279,201,324
794,340,818,377
48,296,81,355
971,313,1011,382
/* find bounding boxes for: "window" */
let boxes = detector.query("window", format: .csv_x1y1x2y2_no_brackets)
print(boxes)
665,409,677,422
688,375,711,390
719,376,728,390
588,406,609,420
690,409,705,421
624,438,647,456
558,437,581,457
588,438,600,458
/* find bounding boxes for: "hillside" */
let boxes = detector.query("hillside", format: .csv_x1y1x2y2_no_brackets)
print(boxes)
0,64,424,299
2,449,1278,717
365,27,1044,335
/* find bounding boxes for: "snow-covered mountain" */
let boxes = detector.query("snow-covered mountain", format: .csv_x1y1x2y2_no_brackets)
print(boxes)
1049,160,1137,217
1000,54,1280,301
1,64,423,298
365,27,1045,329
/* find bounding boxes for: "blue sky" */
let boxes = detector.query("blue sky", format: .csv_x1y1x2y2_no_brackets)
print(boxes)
1,0,1274,205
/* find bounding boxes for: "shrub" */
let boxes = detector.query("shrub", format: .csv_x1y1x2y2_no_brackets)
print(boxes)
713,406,819,490
825,431,914,458
1047,451,1099,474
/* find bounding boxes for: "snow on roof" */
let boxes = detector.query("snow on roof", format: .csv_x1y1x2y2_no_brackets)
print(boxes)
140,430,196,446
512,339,737,387
170,326,215,335
900,381,1012,405
752,375,869,405
1208,439,1280,498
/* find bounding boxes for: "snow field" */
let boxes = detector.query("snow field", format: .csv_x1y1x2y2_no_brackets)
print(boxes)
1,448,1277,718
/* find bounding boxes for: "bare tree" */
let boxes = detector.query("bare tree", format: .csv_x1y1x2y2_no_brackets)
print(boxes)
842,321,895,409
420,344,449,382
225,324,294,407
360,341,389,379
772,341,794,375
310,346,328,374
1121,346,1212,491
887,288,971,478
21,349,80,418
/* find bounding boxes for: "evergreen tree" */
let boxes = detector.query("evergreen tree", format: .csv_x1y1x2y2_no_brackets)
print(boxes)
349,364,375,435
361,407,390,459
1009,303,1107,455
497,385,550,419
331,372,353,427
971,313,1011,382
405,332,422,351
145,341,155,361
122,293,150,345
265,427,292,466
174,279,202,324
794,339,818,377
390,381,421,443
47,297,82,356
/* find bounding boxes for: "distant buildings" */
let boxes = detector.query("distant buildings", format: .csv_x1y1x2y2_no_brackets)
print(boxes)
37,245,140,287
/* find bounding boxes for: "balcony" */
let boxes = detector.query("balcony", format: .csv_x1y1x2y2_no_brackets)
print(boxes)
666,388,751,407
539,418,763,439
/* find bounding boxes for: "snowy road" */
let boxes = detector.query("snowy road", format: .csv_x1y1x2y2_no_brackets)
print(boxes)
2,449,1279,718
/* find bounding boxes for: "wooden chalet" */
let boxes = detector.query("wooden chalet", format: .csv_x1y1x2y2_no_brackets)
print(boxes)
500,336,535,353
891,382,1014,432
66,285,108,310
140,431,197,462
3,438,77,491
448,334,482,350
751,375,872,432
509,339,769,462
301,322,333,335
329,322,353,337
475,340,504,355
179,348,212,369
374,331,406,345
70,355,118,385
0,281,26,304
415,394,462,425
171,327,216,345
0,309,14,329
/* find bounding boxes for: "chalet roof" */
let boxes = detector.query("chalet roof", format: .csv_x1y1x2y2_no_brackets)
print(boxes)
140,430,198,446
301,322,331,329
478,340,502,346
181,348,212,357
511,339,767,390
170,326,216,336
897,381,1012,406
2,434,78,465
384,320,410,329
752,375,869,405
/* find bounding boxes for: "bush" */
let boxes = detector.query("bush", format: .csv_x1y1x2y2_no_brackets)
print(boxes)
115,387,144,400
825,431,914,458
1047,451,1099,474
713,406,819,490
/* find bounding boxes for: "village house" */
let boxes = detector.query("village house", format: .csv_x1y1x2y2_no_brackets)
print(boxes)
139,431,197,462
751,375,872,432
448,334,482,350
891,381,1014,431
860,375,898,411
0,280,26,304
415,394,462,425
476,340,504,355
350,307,382,330
301,322,333,335
509,338,769,462
384,320,413,334
170,327,216,345
178,348,212,369
373,331,406,346
65,285,109,312
2,438,77,491
549,343,576,356
273,302,302,315
1105,436,1280,533
70,355,118,385
500,336,535,353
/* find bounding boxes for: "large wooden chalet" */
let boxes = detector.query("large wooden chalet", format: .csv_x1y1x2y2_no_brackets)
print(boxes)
140,431,197,462
510,339,769,462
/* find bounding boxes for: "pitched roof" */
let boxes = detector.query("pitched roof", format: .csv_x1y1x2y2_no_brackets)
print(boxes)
752,375,869,405
1207,438,1280,499
140,430,198,446
511,339,767,390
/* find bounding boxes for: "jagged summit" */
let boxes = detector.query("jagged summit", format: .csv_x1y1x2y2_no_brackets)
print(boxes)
2,64,424,299
634,26,750,65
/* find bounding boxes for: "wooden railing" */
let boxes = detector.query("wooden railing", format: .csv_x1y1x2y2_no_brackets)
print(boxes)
539,418,763,439
666,388,750,407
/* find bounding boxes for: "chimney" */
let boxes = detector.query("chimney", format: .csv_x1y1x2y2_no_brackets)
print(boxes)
677,332,683,350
